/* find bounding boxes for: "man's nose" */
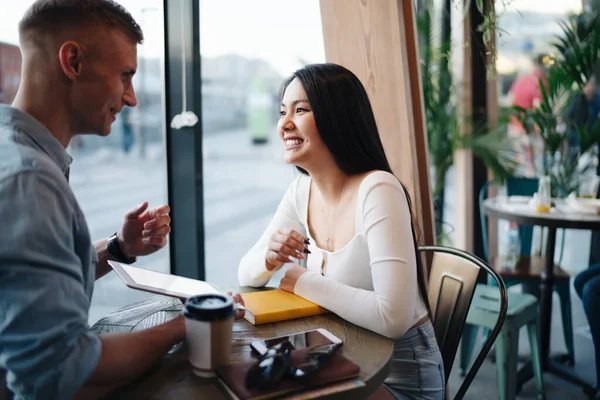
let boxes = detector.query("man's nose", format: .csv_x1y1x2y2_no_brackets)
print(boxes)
123,86,137,107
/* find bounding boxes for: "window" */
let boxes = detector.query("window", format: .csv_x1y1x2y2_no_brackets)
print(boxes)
495,0,583,105
199,0,325,289
0,1,170,325
492,0,593,271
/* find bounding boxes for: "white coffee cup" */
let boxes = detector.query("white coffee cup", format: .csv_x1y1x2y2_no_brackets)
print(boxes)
183,294,235,377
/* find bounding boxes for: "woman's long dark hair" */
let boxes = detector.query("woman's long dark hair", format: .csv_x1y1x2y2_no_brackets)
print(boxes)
280,63,431,314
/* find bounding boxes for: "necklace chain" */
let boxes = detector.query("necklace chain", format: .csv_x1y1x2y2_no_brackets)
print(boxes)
321,178,347,251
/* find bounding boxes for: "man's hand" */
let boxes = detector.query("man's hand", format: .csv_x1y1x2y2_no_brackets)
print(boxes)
118,202,171,258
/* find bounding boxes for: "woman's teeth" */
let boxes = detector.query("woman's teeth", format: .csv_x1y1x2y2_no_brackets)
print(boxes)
285,139,303,147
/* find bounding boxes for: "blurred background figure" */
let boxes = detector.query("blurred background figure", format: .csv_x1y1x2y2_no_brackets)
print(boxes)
566,62,600,146
574,264,600,399
566,62,600,266
507,54,550,177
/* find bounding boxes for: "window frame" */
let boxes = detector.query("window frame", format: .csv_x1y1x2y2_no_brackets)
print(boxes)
163,0,205,280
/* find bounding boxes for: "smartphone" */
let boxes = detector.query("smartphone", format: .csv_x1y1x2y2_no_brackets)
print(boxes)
250,328,342,356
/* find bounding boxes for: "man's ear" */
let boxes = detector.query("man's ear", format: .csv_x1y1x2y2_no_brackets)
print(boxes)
58,41,84,81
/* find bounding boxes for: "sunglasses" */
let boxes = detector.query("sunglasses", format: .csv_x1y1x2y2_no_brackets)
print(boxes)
245,341,342,389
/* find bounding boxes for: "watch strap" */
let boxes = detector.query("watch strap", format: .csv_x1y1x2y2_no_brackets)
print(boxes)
108,232,137,264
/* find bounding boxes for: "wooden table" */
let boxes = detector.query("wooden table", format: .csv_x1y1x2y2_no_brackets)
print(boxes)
483,197,600,396
91,291,393,399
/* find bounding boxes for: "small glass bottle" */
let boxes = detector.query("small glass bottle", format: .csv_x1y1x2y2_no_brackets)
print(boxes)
536,175,551,213
502,222,521,270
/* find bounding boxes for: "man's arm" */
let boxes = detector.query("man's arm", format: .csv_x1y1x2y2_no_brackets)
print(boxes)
74,316,185,398
94,237,113,280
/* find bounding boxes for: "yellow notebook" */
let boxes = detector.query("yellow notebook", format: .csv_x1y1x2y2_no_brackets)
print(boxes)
240,290,329,325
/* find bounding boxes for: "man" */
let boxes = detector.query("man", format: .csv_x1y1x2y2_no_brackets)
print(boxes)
574,265,600,399
565,62,600,265
0,1,242,399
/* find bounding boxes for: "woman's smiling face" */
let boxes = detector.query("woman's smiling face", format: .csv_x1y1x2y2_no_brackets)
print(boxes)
277,78,328,167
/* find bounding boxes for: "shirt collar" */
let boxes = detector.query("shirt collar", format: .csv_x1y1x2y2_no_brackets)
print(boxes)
0,105,72,178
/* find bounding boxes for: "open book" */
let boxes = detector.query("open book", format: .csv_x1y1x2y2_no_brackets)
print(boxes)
240,290,328,325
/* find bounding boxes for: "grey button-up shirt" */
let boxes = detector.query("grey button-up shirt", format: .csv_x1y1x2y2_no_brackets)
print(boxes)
0,105,101,400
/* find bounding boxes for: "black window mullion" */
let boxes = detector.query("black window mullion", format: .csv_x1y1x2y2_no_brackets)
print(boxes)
163,0,205,280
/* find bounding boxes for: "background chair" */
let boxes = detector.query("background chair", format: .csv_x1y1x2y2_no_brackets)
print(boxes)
475,177,574,365
461,284,545,400
421,245,508,400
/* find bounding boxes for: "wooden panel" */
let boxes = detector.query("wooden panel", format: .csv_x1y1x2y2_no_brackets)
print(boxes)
485,1,499,259
452,7,474,252
319,0,435,252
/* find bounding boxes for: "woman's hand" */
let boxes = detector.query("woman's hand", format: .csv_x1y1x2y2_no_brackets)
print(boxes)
227,291,246,320
266,228,309,271
279,265,308,293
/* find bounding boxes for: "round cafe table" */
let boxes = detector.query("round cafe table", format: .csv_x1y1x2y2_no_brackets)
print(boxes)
91,289,394,400
483,197,600,396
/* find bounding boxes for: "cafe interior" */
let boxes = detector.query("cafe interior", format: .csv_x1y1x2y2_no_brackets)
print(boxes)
1,0,600,399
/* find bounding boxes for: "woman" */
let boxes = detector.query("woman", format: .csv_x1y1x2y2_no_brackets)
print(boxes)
238,63,444,399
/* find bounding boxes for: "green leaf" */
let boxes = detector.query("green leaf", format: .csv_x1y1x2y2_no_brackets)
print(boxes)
476,0,484,13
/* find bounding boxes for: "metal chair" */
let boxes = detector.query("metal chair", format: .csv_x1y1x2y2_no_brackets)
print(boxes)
421,245,508,400
477,178,574,364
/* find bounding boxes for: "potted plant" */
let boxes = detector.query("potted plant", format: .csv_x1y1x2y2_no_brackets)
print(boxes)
417,1,517,242
512,12,600,197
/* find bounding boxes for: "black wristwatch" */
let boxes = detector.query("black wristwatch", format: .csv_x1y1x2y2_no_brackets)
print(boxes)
107,232,137,264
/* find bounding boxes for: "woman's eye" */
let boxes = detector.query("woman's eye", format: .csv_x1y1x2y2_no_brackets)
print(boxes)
296,108,308,113
279,110,286,116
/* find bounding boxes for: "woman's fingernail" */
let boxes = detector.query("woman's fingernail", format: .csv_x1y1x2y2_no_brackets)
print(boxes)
303,248,311,254
304,239,310,244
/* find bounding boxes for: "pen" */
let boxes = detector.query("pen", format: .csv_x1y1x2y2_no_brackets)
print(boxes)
298,256,307,268
298,238,310,268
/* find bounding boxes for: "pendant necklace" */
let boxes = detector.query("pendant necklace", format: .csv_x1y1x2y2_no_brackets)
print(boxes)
321,178,347,251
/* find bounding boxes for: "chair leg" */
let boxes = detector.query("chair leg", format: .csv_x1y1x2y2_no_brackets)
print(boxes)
555,282,575,365
522,281,541,298
526,321,546,399
495,328,519,400
460,324,479,376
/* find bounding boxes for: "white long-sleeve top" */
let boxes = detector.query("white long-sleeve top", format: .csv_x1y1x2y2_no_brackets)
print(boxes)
238,171,428,339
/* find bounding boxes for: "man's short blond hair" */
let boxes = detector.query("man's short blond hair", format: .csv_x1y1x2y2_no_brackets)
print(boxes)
19,0,143,47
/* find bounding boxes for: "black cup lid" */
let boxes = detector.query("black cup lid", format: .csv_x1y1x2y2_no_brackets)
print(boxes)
183,294,235,321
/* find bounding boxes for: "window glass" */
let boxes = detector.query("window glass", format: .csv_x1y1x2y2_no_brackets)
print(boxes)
0,1,170,325
199,0,326,289
496,0,583,105
494,1,591,270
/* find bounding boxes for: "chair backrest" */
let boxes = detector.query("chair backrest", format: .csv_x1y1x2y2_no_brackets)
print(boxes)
420,246,508,400
479,177,538,261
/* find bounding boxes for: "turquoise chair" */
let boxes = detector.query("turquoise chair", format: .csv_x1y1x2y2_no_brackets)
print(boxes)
461,178,574,375
463,284,545,400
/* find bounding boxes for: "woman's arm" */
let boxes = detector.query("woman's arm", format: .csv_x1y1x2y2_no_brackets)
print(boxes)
238,178,307,287
294,174,419,339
